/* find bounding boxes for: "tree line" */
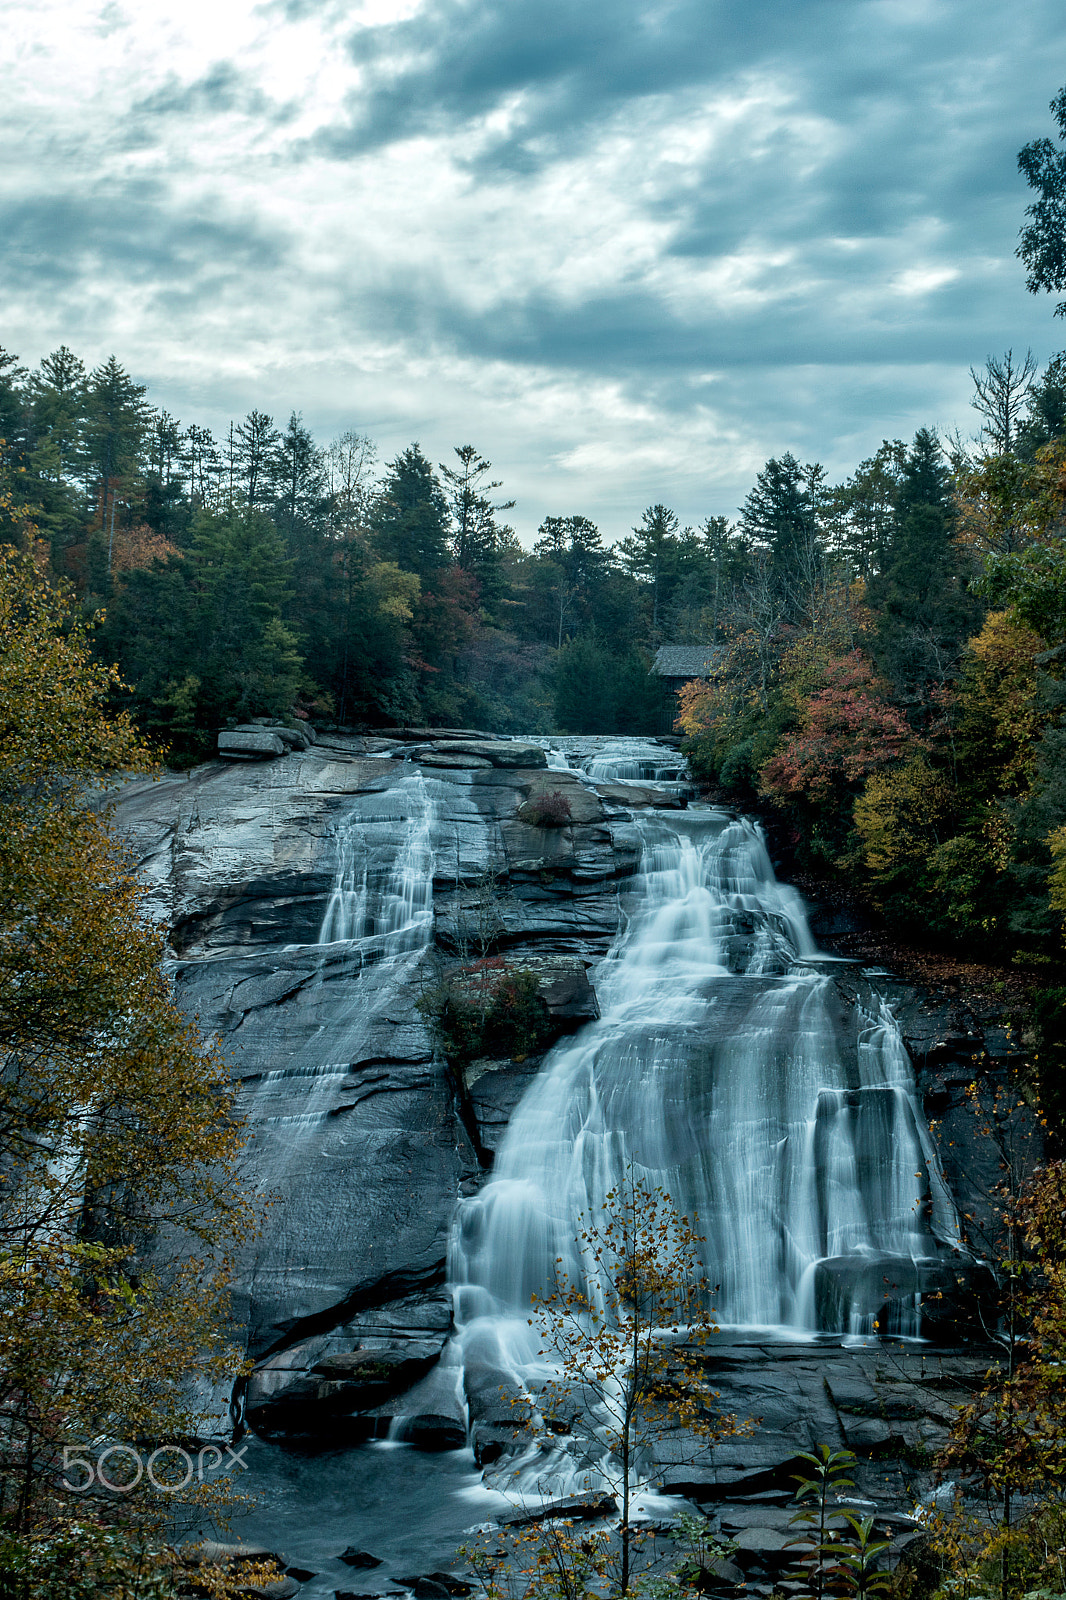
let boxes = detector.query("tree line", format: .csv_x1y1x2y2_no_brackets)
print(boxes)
2,336,1066,977
676,361,1065,982
0,346,728,741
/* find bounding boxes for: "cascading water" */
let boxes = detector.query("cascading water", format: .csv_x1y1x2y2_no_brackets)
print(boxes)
243,771,437,1159
451,806,961,1477
580,739,687,783
318,771,436,957
529,735,687,784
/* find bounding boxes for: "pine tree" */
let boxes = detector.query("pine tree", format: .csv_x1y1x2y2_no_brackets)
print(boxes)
83,356,151,572
143,409,188,543
440,444,515,616
371,443,451,579
26,347,88,488
270,412,333,691
616,504,681,637
824,441,906,581
233,409,279,511
740,453,825,618
534,515,607,648
867,428,981,699
186,508,302,724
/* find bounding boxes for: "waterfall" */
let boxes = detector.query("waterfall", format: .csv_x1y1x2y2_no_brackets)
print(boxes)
451,808,959,1411
317,770,435,958
243,771,437,1153
579,738,686,784
525,736,687,784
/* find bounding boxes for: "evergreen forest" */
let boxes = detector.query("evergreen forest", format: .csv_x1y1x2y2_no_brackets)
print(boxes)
3,338,1066,999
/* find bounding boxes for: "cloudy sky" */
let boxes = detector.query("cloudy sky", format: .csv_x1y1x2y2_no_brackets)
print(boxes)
5,0,1066,541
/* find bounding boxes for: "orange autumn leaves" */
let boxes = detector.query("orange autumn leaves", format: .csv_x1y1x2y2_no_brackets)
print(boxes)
757,650,915,806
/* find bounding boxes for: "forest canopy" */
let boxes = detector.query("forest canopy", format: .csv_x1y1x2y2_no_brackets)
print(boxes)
1,329,1066,984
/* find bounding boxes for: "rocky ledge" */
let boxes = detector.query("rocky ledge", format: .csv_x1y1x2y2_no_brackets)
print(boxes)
114,733,1010,1543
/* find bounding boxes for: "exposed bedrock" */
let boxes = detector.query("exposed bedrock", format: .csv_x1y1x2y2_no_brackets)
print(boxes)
114,745,637,1375
114,737,1013,1503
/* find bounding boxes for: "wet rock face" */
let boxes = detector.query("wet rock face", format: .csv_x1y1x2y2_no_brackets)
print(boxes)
114,745,637,1385
831,966,1042,1268
118,739,997,1500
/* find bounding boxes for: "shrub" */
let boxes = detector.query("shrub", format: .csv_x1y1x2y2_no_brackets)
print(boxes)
520,788,572,827
419,962,552,1064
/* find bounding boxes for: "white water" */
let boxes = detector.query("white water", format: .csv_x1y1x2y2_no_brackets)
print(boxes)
451,808,959,1440
530,735,687,784
317,773,436,957
243,771,437,1152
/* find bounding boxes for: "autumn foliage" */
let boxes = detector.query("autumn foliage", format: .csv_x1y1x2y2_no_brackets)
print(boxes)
0,547,253,1591
527,1168,745,1594
758,651,916,805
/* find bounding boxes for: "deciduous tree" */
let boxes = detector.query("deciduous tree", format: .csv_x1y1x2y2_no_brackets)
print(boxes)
526,1167,743,1594
0,546,252,1585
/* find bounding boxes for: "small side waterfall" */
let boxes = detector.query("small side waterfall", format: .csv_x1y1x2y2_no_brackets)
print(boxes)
451,809,959,1414
243,771,437,1158
317,770,435,957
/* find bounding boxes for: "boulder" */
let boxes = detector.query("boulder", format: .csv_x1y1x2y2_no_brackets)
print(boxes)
538,968,599,1029
246,1340,446,1437
731,1527,796,1568
376,727,497,742
683,1557,745,1588
340,1550,382,1568
218,729,287,760
434,741,548,769
392,1411,467,1450
371,1359,468,1450
182,1539,284,1564
517,775,604,827
312,1341,443,1379
405,1575,473,1597
270,725,311,751
592,782,685,809
497,1493,617,1527
419,750,494,769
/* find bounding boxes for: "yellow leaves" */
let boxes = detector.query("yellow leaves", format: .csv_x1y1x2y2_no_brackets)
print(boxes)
526,1165,741,1489
0,546,151,795
370,559,420,623
853,757,956,879
956,609,1044,797
0,551,250,1547
1048,824,1066,946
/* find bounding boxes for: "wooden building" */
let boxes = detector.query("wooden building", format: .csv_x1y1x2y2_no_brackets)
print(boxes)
650,645,721,733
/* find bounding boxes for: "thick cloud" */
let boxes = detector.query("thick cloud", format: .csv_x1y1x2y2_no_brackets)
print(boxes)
3,0,1066,537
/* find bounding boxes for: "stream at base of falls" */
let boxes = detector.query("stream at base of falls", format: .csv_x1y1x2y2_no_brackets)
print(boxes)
223,744,965,1593
227,1438,494,1600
